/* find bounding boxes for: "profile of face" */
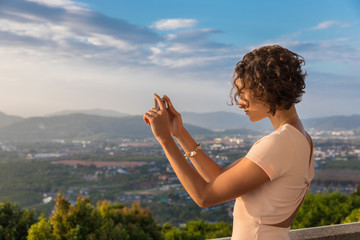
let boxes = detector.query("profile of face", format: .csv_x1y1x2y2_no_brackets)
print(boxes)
235,78,270,122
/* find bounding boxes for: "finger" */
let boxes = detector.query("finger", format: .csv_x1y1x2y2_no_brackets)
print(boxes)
163,95,179,115
147,108,159,116
154,93,166,110
144,118,150,126
143,114,151,126
144,112,155,121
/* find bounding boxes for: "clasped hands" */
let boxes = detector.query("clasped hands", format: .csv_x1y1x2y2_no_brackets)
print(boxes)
143,94,184,143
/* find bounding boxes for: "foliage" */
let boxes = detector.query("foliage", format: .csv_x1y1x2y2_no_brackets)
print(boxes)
322,159,360,170
342,208,360,223
0,154,165,214
27,194,160,240
27,215,55,240
142,189,233,226
26,194,231,240
292,191,360,229
97,200,161,240
341,186,360,223
161,220,232,240
0,159,82,207
1,190,359,239
0,200,36,240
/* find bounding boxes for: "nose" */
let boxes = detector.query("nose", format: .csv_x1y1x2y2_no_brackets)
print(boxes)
237,99,246,109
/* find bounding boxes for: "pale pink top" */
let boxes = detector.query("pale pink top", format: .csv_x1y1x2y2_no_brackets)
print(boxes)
232,124,314,240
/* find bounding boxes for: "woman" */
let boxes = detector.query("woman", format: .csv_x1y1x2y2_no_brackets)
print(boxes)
143,45,314,240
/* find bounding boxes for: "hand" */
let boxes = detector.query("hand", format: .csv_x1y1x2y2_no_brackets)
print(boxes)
143,94,172,143
162,95,185,138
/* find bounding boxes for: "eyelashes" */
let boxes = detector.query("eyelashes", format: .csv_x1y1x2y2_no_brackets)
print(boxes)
235,92,249,108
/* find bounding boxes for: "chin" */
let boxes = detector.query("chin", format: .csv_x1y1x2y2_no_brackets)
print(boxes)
249,118,260,123
248,115,266,122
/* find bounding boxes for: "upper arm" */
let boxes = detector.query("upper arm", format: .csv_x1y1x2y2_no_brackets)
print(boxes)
199,157,270,208
223,157,243,172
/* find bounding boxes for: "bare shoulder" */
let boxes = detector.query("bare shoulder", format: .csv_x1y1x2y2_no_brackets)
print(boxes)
287,122,312,148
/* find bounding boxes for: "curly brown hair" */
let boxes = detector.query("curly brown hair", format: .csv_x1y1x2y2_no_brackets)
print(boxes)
230,45,307,115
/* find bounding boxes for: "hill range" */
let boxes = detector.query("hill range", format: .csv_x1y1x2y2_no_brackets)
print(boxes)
0,110,359,141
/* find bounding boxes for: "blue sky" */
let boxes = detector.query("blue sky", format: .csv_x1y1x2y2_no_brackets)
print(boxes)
0,0,359,118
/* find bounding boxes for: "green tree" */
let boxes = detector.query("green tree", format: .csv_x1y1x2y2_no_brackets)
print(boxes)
27,215,55,240
27,194,161,240
292,191,360,229
342,208,360,223
161,220,232,240
204,222,232,239
0,200,36,240
162,227,192,240
50,194,101,239
97,200,161,240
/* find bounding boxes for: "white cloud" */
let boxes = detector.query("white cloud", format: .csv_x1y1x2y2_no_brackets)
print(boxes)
86,33,136,51
151,18,197,30
268,23,360,70
25,0,88,12
2,0,357,118
0,0,162,66
0,18,73,44
0,0,234,72
147,28,239,69
312,20,350,30
0,45,234,117
284,40,360,69
0,0,240,117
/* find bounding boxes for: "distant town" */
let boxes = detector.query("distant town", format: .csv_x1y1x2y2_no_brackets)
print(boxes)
1,127,359,225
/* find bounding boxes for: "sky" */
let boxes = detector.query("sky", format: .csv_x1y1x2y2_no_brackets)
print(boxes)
0,0,359,118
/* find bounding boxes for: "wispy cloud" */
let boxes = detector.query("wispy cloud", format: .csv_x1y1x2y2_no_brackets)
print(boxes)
26,0,88,12
1,0,358,118
268,20,359,70
0,0,238,72
148,28,240,71
150,18,197,30
284,40,360,69
312,20,350,30
0,0,162,66
0,0,242,118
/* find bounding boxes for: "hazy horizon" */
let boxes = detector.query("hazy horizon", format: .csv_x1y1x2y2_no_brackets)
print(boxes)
1,0,359,119
1,107,360,120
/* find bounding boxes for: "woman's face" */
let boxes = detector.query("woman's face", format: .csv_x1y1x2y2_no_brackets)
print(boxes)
235,79,270,122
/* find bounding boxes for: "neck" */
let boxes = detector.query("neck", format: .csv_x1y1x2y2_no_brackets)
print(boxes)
269,105,301,130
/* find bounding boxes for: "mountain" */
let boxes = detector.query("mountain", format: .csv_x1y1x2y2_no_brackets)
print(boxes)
47,109,129,118
0,112,23,127
182,112,360,132
181,111,272,132
0,111,359,142
303,115,360,131
0,114,212,141
219,128,268,136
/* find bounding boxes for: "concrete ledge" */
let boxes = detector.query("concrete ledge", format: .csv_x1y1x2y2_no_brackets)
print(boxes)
208,222,360,240
289,222,360,240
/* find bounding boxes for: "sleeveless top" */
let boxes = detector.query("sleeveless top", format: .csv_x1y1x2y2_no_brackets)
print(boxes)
232,124,314,240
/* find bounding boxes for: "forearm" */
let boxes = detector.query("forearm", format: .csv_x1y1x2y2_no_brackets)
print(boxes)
174,128,224,182
160,137,208,207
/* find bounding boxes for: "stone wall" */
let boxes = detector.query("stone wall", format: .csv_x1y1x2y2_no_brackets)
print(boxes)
208,222,360,240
